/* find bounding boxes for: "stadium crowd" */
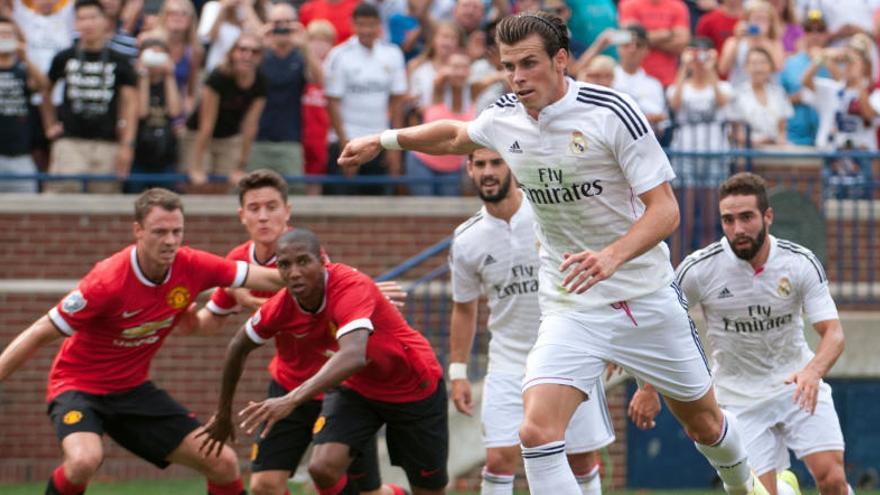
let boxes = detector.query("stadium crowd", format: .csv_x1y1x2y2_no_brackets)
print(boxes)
0,0,878,195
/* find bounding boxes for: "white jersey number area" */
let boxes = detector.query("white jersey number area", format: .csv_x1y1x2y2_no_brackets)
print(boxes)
468,81,677,311
675,236,839,407
449,201,542,374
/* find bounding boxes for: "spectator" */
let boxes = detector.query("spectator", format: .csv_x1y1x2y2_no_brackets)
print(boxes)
667,37,733,186
813,0,874,47
695,0,744,53
453,0,489,61
42,0,138,193
10,0,75,73
154,0,203,114
730,46,793,146
0,17,48,193
683,0,719,32
718,0,784,87
323,2,406,195
407,21,464,112
126,36,181,193
298,0,359,44
301,19,334,195
469,18,507,112
198,0,267,72
619,0,690,86
768,0,801,53
406,51,474,196
540,0,587,58
576,54,616,86
384,0,432,61
249,3,320,191
99,0,140,58
184,31,266,193
612,24,668,133
565,0,619,57
781,11,829,145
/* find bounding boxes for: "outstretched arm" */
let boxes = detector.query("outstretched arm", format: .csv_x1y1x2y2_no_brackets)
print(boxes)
0,315,64,382
449,299,479,416
242,265,284,292
337,120,482,170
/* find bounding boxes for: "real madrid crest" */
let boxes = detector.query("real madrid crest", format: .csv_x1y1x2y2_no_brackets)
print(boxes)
166,286,191,309
569,131,587,154
777,277,792,297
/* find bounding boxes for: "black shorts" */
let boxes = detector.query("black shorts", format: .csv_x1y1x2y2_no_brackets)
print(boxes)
252,380,381,491
47,381,200,468
313,380,449,490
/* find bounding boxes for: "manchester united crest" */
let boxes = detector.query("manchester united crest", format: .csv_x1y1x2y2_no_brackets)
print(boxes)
777,277,792,297
569,131,587,154
166,286,191,309
63,410,83,425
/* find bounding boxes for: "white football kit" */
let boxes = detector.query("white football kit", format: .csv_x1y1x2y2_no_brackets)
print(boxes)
676,235,845,474
467,80,712,402
450,199,615,451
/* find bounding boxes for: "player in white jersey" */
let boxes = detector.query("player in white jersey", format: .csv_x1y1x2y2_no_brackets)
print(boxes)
337,11,767,495
448,148,614,495
629,173,851,495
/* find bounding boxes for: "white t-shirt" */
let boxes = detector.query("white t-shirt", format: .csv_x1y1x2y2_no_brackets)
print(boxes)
613,66,666,117
808,77,879,150
730,82,794,143
323,37,407,139
675,236,839,406
467,80,676,312
450,199,542,374
198,1,241,73
13,0,74,74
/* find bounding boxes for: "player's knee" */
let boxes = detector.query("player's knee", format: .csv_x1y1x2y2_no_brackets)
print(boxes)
64,450,103,484
485,449,518,474
815,467,848,494
249,474,287,495
566,451,597,475
683,410,724,445
518,420,560,448
307,453,346,487
202,447,241,481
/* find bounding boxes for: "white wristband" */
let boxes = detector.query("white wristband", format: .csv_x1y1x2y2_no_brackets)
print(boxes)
379,129,403,150
448,362,468,381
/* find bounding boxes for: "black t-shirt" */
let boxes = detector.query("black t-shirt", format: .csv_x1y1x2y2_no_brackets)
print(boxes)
0,62,32,156
257,49,306,142
48,45,137,141
186,68,267,138
135,81,178,167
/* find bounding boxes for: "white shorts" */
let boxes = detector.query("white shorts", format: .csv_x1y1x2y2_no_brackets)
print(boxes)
524,284,713,402
480,372,615,452
726,381,845,476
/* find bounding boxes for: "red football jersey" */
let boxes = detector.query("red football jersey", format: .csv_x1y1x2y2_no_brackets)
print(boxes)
247,263,442,403
46,245,249,401
207,241,279,315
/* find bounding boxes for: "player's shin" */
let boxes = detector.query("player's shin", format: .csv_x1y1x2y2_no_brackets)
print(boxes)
206,477,245,495
480,466,515,495
45,465,87,495
574,464,601,495
315,473,357,495
521,442,581,495
692,411,754,495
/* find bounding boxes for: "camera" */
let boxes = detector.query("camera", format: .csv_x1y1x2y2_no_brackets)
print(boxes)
746,24,761,36
608,30,633,45
696,51,709,63
141,49,169,68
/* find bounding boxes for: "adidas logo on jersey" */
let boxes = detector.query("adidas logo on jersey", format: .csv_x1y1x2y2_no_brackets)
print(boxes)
483,254,497,266
718,287,734,299
509,141,523,153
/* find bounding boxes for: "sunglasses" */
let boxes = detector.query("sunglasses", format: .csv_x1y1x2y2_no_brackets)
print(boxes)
236,46,262,54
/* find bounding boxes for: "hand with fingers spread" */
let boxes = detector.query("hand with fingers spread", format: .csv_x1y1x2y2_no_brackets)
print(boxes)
628,384,661,430
239,395,297,438
376,280,407,309
785,366,821,414
196,412,235,457
559,248,622,294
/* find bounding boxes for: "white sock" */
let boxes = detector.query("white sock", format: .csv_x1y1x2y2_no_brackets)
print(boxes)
521,441,581,495
693,411,753,495
480,467,514,495
574,464,601,495
849,484,855,495
776,478,796,495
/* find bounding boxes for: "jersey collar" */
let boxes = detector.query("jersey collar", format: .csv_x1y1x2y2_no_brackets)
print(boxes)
481,196,530,228
720,235,778,273
249,241,277,266
535,77,579,122
130,247,172,287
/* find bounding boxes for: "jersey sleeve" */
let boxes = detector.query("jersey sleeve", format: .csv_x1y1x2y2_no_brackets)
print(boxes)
607,91,675,194
190,249,249,292
206,287,240,315
47,273,111,336
449,238,481,303
797,254,839,324
674,253,704,306
322,49,346,99
244,296,281,344
466,104,499,150
328,276,378,340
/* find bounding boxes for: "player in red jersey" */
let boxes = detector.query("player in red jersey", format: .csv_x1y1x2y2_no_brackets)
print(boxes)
199,228,448,495
0,188,284,495
194,170,405,495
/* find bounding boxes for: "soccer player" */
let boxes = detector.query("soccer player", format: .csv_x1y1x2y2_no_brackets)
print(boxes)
0,188,284,495
629,172,851,495
448,148,614,495
199,228,448,495
337,11,768,495
194,169,404,495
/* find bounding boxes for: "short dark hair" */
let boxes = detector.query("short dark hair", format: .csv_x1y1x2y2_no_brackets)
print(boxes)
719,172,769,213
238,169,289,205
134,188,183,224
74,0,105,14
496,11,569,58
352,2,380,20
277,228,322,259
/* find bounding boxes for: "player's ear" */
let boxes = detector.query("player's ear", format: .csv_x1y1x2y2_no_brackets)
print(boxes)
765,206,774,228
238,207,245,225
132,221,143,240
553,48,568,70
